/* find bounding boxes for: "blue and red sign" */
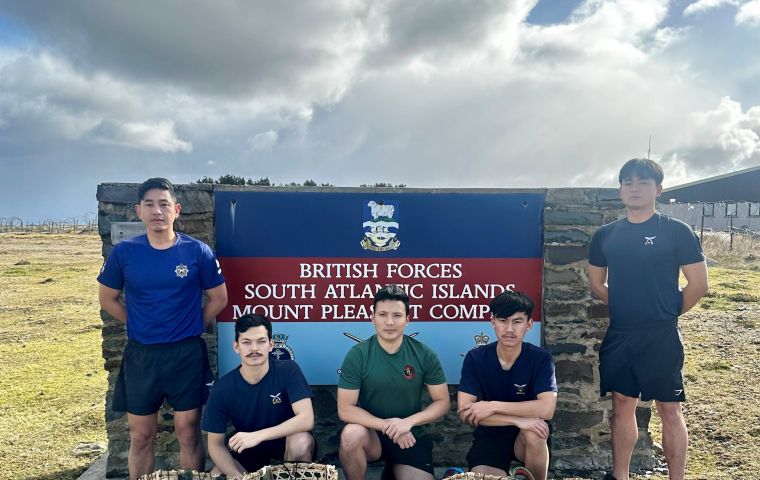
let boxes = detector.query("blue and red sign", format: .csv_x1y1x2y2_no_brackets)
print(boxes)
215,190,544,384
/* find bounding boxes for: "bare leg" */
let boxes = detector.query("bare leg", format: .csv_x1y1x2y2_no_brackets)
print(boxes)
514,429,550,480
174,408,205,471
339,424,382,480
393,464,434,480
655,401,687,480
285,432,316,462
611,392,639,480
127,412,158,480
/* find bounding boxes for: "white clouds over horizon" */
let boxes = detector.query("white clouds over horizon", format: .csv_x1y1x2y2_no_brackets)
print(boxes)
0,0,759,218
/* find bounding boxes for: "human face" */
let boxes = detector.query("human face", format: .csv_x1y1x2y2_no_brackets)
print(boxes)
619,175,662,211
233,325,273,368
372,299,408,344
491,312,532,349
135,188,181,233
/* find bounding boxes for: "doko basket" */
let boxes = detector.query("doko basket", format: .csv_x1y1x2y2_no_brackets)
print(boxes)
139,470,217,480
445,466,535,480
242,462,338,480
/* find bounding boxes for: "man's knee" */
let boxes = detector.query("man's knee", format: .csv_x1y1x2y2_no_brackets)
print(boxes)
655,401,684,426
128,416,158,449
286,433,314,460
340,424,370,452
173,415,202,448
519,429,548,450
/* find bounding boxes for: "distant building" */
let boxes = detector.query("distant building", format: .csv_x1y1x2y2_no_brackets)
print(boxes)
658,165,760,232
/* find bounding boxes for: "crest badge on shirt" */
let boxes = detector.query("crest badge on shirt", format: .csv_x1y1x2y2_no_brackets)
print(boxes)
270,333,295,361
644,236,656,246
514,384,527,395
403,364,415,380
175,263,189,278
270,392,282,405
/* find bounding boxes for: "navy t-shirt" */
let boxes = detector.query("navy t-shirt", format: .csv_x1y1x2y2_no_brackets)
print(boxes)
201,360,313,435
588,213,704,328
97,233,225,344
459,342,557,437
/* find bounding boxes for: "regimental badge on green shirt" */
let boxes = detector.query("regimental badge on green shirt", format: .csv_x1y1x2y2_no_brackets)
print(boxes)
338,334,447,424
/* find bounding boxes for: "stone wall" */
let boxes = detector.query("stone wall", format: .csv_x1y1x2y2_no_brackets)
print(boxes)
97,184,653,478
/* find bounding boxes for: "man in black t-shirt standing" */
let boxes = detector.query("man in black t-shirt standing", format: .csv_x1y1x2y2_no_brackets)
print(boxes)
588,158,708,480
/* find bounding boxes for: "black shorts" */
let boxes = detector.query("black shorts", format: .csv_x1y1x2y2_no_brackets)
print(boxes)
113,336,213,415
599,321,686,402
378,431,434,477
466,427,520,472
231,438,286,473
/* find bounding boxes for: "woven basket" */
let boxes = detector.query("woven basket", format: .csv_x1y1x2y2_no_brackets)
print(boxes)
242,462,338,480
446,467,535,480
139,470,217,480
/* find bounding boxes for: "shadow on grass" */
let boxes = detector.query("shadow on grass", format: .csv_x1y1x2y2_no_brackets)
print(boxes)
22,465,90,480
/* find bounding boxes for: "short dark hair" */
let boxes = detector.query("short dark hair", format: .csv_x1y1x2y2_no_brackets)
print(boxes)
489,290,535,320
137,177,177,203
618,158,664,186
235,314,272,341
373,284,410,314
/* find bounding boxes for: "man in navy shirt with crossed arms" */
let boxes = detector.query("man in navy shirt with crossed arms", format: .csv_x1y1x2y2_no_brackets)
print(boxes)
202,314,315,479
98,178,228,480
458,291,557,480
588,159,709,480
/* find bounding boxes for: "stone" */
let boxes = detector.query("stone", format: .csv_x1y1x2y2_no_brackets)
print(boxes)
545,268,582,284
555,359,595,383
551,433,593,450
545,188,592,205
97,183,139,204
549,343,587,355
587,304,609,319
545,209,603,226
545,286,588,302
552,409,604,431
546,245,589,265
544,228,591,244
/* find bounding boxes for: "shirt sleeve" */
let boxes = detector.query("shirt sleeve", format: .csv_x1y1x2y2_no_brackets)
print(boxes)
457,350,482,398
533,351,558,395
97,245,124,290
674,222,705,266
284,361,313,404
588,227,607,267
200,384,229,434
198,242,225,290
422,345,447,386
338,346,363,390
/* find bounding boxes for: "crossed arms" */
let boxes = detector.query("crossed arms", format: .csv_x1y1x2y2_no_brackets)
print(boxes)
457,391,557,439
337,383,450,449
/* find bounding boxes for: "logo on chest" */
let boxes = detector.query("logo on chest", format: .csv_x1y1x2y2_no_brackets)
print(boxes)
402,365,416,380
270,392,282,405
643,236,656,246
175,263,189,278
514,384,527,395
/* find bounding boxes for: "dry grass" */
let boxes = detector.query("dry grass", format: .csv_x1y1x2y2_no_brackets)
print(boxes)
0,233,106,480
0,233,758,480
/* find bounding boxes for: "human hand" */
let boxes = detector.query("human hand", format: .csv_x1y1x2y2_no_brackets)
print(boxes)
228,431,265,453
383,417,413,442
514,417,550,439
395,431,416,449
458,401,493,426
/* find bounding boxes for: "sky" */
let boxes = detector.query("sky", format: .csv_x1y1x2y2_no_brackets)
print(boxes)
1,0,760,220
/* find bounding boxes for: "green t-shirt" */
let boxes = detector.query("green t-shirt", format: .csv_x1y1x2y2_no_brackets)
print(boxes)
338,334,447,423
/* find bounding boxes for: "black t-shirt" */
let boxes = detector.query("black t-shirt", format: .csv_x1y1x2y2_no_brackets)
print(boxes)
201,360,313,434
588,213,704,328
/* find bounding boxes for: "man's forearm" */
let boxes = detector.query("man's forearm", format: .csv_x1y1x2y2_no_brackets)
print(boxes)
404,398,450,428
255,412,314,443
473,413,525,427
203,297,226,325
487,399,555,420
209,442,245,478
101,298,127,323
681,283,708,314
338,404,386,431
590,283,609,304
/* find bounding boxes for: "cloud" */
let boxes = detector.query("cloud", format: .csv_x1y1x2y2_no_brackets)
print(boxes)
247,130,279,151
683,0,739,16
87,119,192,153
736,0,760,25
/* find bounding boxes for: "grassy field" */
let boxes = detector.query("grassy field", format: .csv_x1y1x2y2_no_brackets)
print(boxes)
0,232,758,480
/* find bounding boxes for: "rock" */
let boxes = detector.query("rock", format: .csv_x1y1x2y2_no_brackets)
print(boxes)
71,442,106,457
14,260,30,265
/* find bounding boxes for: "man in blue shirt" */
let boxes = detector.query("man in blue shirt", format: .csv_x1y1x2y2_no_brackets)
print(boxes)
458,291,557,480
202,314,315,478
98,178,228,480
588,159,709,480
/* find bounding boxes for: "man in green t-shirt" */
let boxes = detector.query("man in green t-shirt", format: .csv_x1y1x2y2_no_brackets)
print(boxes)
338,284,450,480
